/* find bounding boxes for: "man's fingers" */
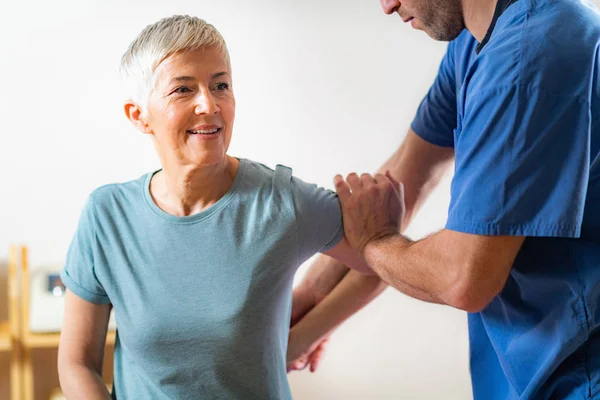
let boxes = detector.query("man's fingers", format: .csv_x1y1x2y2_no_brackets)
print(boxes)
373,173,389,186
384,170,398,183
374,171,404,200
385,171,402,193
360,173,376,188
346,173,362,193
397,181,404,202
334,174,351,202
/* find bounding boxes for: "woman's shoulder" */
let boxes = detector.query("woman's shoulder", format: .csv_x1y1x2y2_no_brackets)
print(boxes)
87,173,149,211
238,158,294,187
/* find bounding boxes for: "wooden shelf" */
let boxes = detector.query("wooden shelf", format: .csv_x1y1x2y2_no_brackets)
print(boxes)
23,333,59,348
6,245,115,400
107,330,116,345
23,330,116,349
0,321,11,351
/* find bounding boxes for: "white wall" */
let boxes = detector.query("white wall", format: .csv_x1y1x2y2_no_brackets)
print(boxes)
0,0,470,398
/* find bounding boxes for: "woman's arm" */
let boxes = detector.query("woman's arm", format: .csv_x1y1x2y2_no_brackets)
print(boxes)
287,259,387,370
58,290,112,400
290,255,349,327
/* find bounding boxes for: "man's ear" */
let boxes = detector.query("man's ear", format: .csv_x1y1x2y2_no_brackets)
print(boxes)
124,101,153,134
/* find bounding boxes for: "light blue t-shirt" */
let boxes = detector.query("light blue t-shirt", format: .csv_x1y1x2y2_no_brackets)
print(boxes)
60,159,344,399
412,0,600,398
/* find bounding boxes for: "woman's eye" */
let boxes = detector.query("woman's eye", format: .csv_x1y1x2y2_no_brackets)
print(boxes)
174,86,192,94
215,83,229,91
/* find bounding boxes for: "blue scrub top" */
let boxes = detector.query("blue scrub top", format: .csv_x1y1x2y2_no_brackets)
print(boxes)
411,0,600,398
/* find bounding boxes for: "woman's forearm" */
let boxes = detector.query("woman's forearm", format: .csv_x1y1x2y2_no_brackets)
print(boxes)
297,254,350,303
59,362,111,400
291,270,387,349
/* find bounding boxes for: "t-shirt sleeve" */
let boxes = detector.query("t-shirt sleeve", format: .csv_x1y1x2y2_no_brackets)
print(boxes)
289,175,344,263
60,195,111,304
411,41,457,147
446,84,590,237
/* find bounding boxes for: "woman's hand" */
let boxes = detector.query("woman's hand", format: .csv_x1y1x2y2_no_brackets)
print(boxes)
286,328,329,373
288,285,330,373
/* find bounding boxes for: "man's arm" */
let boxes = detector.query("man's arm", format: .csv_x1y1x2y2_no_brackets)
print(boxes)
294,130,454,301
365,231,524,312
378,129,454,230
335,173,525,313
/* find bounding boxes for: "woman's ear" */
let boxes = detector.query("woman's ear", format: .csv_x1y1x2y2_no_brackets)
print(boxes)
124,101,153,134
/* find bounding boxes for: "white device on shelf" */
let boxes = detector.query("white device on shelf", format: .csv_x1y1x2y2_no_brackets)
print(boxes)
29,268,117,333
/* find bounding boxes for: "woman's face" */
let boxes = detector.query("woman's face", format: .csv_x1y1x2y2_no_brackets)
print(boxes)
138,47,235,168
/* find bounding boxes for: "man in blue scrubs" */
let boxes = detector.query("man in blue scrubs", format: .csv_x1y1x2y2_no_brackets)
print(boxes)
292,0,600,398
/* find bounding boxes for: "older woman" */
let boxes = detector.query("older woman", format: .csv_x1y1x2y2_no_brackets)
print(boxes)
57,15,395,399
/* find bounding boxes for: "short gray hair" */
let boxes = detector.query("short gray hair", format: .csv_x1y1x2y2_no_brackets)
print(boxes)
119,15,230,109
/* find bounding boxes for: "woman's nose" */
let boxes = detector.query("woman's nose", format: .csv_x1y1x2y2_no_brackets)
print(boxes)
194,91,219,115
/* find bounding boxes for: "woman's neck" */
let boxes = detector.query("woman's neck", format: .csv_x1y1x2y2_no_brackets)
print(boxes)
150,156,239,217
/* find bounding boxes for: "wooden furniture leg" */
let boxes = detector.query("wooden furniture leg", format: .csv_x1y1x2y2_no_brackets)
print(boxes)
20,246,34,400
8,245,22,400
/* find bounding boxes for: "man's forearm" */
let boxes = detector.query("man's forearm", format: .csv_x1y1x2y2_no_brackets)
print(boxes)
363,130,454,303
377,129,454,230
377,264,445,304
363,234,449,305
363,230,524,312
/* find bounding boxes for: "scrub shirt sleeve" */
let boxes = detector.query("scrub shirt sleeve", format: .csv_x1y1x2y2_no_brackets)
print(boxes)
411,40,458,148
446,84,590,237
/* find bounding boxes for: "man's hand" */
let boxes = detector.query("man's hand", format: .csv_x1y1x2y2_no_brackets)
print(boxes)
334,171,405,253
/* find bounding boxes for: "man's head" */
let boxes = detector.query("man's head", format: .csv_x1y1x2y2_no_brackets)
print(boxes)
380,0,465,41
